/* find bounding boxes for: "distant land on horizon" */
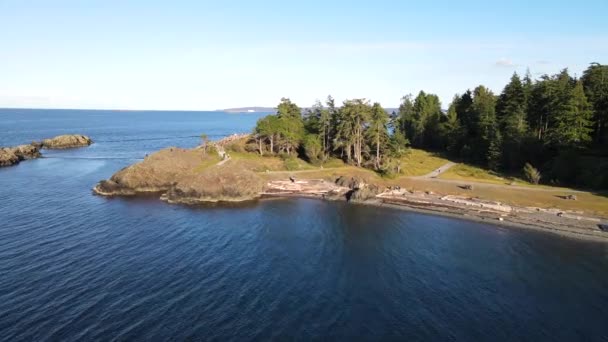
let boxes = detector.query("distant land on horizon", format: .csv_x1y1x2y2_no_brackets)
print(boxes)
0,106,405,114
219,107,276,113
220,106,401,114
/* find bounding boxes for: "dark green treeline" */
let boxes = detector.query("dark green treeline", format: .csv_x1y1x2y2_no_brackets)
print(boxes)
252,63,608,188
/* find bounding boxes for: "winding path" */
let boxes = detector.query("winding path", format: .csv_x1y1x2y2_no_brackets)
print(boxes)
214,145,231,166
418,162,456,179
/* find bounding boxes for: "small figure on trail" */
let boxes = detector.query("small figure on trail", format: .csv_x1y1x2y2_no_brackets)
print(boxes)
289,176,296,183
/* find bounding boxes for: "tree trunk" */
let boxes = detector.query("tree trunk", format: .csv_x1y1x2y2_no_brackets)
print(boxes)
376,125,380,170
355,122,361,167
322,127,327,160
346,143,352,163
258,138,263,156
356,140,361,167
270,136,274,154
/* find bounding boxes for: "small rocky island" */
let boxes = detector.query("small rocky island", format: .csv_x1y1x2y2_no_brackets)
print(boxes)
0,134,93,167
36,134,93,149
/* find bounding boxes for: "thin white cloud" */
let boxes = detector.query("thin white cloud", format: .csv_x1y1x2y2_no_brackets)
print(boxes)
243,40,512,53
536,60,551,65
495,58,516,68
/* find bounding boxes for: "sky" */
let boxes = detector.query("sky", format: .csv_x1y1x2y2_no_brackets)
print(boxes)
1,0,607,110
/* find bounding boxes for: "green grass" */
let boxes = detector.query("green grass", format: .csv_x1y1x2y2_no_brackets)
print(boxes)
321,157,347,168
438,163,561,189
439,164,505,183
192,154,221,172
398,149,453,177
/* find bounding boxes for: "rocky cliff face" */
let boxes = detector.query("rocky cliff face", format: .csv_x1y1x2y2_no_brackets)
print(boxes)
335,176,382,202
39,134,93,149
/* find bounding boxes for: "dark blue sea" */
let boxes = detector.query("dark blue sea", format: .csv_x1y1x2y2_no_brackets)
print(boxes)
1,108,608,341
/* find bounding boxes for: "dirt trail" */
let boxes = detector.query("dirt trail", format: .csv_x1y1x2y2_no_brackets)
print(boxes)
214,145,231,166
417,162,456,179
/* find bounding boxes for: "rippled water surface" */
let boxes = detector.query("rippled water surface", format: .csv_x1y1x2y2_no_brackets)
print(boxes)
1,109,608,341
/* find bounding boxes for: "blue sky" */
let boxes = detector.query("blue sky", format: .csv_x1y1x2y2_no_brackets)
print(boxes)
1,0,607,110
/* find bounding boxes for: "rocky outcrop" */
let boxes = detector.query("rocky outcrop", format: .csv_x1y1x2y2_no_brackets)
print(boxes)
0,148,20,166
11,144,42,160
94,146,265,203
335,176,367,190
348,183,382,202
335,176,382,202
39,134,92,149
1,134,91,167
0,144,42,167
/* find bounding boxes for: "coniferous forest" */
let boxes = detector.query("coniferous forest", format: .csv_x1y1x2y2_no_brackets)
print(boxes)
253,63,608,189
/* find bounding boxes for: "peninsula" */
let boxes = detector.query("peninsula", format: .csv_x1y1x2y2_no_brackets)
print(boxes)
93,134,608,242
97,63,608,240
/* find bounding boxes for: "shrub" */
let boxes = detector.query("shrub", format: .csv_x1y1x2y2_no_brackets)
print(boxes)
303,134,322,163
523,162,541,185
205,145,218,156
244,143,259,153
283,156,300,171
226,142,245,153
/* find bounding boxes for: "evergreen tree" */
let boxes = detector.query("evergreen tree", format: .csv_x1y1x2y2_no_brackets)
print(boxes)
254,115,280,154
581,63,608,147
249,63,608,189
397,91,443,149
471,85,499,166
367,102,390,169
550,81,593,148
496,73,529,170
276,97,301,119
487,128,503,171
396,94,415,144
340,99,371,166
443,96,464,155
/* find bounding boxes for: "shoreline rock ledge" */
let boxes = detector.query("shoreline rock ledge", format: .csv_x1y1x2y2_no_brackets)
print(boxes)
1,134,93,167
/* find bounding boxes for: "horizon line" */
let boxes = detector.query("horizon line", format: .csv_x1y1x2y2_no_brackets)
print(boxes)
0,106,280,113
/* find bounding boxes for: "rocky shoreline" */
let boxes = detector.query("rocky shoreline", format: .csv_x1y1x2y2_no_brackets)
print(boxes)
263,178,608,242
93,138,608,242
1,134,93,167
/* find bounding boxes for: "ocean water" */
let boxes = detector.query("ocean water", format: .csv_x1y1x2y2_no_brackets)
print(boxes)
1,108,608,341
